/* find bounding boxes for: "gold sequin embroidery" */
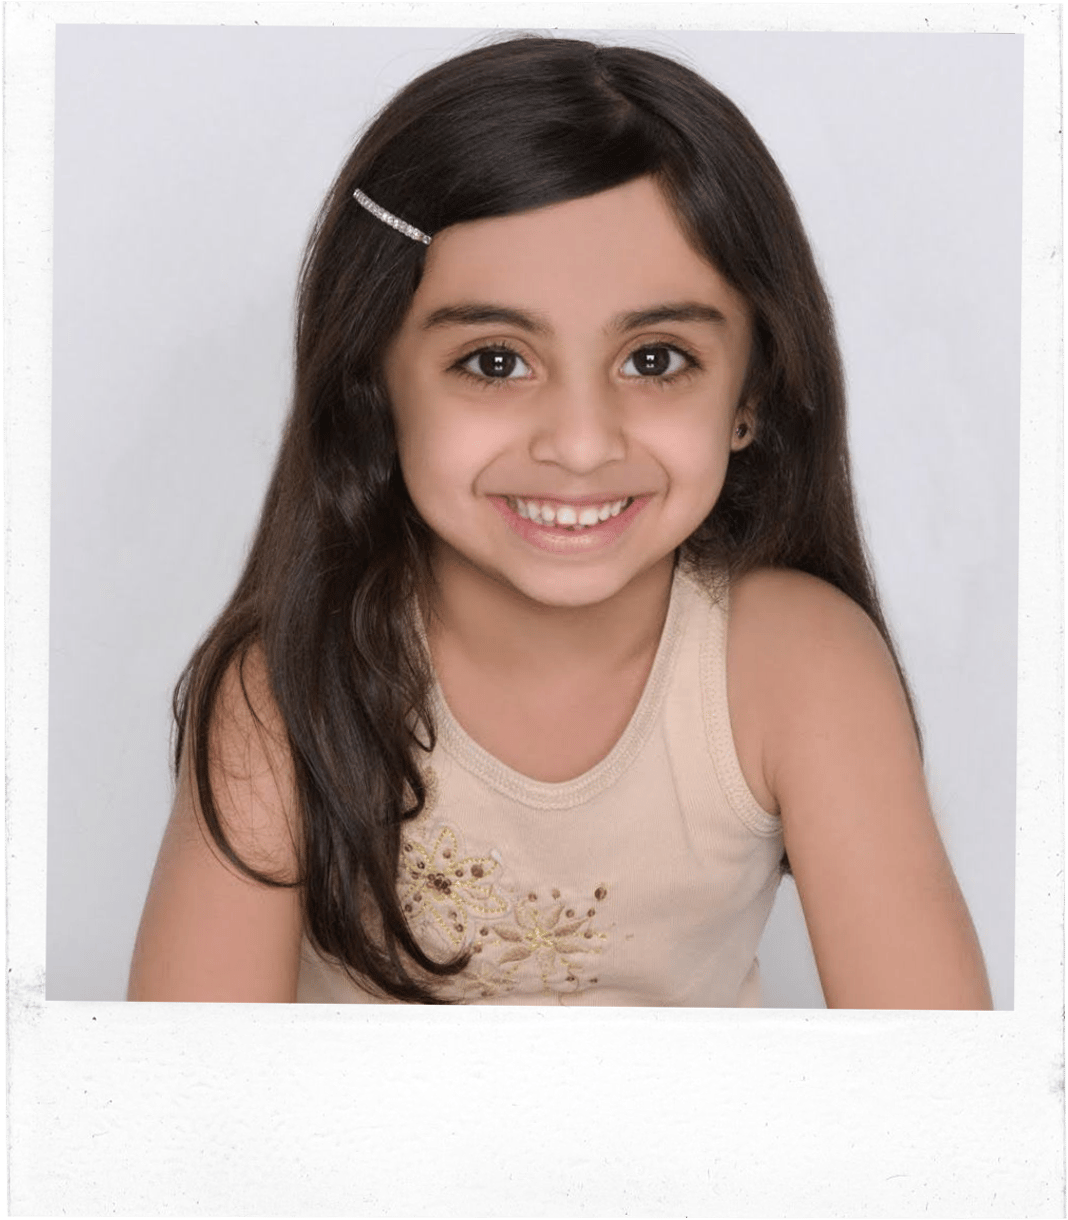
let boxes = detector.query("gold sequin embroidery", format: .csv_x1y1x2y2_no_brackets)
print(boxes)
469,893,610,996
400,825,509,949
401,804,612,998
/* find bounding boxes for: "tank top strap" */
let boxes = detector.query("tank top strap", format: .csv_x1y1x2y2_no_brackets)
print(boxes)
674,567,781,836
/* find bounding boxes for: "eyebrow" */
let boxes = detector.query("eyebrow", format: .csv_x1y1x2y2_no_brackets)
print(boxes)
612,302,728,332
421,304,552,336
419,300,728,337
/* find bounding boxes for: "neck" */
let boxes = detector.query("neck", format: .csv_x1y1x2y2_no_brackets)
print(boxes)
423,547,676,676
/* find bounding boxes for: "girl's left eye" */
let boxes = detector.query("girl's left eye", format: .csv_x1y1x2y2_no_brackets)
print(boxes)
455,347,532,381
621,345,693,379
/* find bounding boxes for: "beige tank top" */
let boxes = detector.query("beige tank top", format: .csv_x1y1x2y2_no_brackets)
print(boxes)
297,566,783,1006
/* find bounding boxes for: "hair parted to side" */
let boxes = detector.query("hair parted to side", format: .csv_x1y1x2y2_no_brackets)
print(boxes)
175,35,915,1003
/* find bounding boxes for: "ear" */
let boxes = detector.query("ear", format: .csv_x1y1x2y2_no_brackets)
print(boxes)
730,401,757,452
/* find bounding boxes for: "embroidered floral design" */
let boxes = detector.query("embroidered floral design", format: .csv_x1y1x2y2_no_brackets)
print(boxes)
400,824,509,949
472,892,610,995
400,812,612,998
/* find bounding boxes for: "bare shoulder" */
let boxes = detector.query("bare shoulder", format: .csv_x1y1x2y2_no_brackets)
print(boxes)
727,568,991,1008
729,566,890,668
128,645,304,1002
203,644,301,880
726,567,903,812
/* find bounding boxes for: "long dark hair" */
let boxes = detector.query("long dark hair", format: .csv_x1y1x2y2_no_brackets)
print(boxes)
174,35,916,1002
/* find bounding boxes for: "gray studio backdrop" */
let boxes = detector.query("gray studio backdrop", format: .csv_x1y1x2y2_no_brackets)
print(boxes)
48,26,1021,1005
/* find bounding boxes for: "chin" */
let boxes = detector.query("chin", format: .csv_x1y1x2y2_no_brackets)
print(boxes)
494,556,672,611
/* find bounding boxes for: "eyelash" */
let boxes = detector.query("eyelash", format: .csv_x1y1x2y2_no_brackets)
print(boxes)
451,345,531,387
620,345,701,384
449,341,702,387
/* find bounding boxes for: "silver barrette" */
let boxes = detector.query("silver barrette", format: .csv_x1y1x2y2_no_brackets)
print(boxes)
352,188,431,245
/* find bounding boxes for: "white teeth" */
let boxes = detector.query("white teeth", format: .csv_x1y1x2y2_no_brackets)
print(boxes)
511,496,633,529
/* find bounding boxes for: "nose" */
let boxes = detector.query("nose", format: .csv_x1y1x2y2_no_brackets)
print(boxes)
528,378,627,474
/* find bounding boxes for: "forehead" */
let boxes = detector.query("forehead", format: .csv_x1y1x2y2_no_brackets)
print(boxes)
408,176,747,325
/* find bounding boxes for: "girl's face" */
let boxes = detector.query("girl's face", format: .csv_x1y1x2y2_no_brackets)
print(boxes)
384,176,754,610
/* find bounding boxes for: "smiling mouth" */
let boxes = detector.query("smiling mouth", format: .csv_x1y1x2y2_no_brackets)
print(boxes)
504,495,636,530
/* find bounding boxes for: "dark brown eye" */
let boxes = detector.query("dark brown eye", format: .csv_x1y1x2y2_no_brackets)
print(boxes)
622,345,690,378
479,350,516,377
459,348,530,380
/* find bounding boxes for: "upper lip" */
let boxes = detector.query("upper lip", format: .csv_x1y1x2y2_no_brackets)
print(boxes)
496,493,639,505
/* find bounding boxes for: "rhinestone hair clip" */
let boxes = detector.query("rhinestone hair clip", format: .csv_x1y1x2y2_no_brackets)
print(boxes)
352,188,432,245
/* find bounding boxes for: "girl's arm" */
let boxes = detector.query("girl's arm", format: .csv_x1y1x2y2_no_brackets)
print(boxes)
728,569,993,1010
128,653,304,1002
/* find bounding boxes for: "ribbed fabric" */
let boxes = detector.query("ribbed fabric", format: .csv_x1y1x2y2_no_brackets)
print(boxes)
297,566,783,1006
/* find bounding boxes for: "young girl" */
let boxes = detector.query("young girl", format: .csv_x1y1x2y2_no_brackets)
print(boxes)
128,35,991,1008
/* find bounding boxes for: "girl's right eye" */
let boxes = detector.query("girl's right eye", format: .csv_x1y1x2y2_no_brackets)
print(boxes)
454,347,532,382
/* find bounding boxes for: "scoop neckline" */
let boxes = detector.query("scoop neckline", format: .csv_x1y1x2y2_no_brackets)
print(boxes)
428,568,695,810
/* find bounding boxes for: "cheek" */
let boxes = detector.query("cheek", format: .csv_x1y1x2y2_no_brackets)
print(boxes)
681,453,732,522
644,415,737,532
388,377,443,509
393,396,508,507
639,407,736,482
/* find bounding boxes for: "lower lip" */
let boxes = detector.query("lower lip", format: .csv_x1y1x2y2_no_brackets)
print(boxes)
489,496,648,554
